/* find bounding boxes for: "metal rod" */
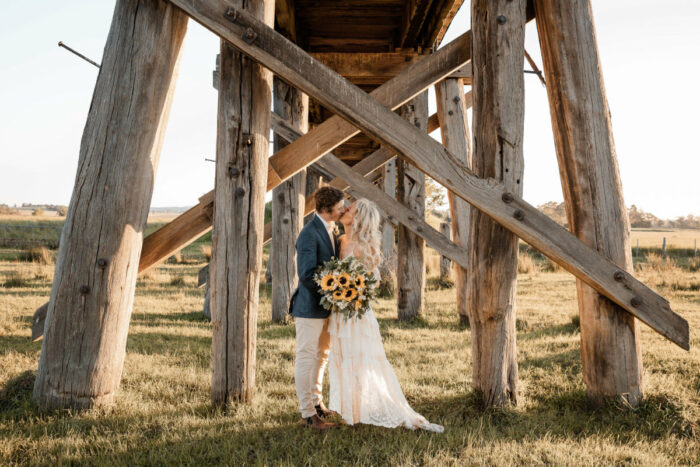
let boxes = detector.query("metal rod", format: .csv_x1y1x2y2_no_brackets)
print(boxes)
524,48,546,87
58,41,101,69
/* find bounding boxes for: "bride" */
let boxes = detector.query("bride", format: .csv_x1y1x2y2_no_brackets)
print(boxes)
328,198,444,433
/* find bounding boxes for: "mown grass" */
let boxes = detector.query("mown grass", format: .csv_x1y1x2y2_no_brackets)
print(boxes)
0,252,698,465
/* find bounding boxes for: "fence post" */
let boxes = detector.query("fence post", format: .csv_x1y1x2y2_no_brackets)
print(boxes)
635,239,639,258
694,239,697,257
662,237,667,260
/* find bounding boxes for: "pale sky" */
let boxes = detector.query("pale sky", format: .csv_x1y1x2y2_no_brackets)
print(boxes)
1,1,698,218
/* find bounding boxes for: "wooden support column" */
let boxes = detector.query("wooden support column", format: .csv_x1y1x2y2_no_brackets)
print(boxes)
469,0,526,406
381,159,397,270
436,78,472,326
270,77,308,323
32,0,188,409
304,167,323,225
210,0,274,405
396,92,428,322
535,0,643,406
439,222,452,281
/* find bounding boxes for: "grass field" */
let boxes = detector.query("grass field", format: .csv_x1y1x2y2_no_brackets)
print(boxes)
0,241,698,466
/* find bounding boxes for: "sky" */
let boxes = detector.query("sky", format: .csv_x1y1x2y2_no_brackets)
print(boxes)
0,0,698,218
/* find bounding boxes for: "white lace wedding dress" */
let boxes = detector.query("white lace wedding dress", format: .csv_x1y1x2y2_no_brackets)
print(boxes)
327,253,444,433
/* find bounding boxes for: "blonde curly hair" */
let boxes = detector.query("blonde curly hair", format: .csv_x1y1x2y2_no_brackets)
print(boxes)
349,198,382,271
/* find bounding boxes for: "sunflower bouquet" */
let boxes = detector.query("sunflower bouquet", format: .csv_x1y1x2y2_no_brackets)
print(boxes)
314,256,378,320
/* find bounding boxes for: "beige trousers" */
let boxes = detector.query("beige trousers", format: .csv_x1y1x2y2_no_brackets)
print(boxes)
294,317,331,418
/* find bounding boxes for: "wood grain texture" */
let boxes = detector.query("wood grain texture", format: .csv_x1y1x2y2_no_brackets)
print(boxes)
32,0,188,410
439,222,452,280
396,93,428,321
468,0,526,406
270,77,308,323
535,0,643,406
311,51,422,85
436,78,471,324
381,159,397,271
210,0,274,406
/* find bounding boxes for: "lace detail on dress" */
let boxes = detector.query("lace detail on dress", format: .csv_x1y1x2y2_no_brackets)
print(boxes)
328,253,443,433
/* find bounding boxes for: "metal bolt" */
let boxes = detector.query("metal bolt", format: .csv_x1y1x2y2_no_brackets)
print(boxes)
97,258,108,269
630,296,642,308
79,285,90,295
613,271,625,282
501,192,514,204
243,28,257,44
282,218,289,224
277,192,285,201
416,226,423,232
453,96,460,104
497,15,507,25
408,215,414,221
228,166,240,177
414,121,421,128
224,7,238,21
513,209,524,221
448,110,454,116
235,187,246,198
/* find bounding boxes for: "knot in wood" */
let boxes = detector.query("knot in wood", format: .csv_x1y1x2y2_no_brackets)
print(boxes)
79,285,90,295
497,15,507,25
228,166,240,178
235,187,246,198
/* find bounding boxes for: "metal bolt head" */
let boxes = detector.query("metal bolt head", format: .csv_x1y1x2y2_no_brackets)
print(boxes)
97,258,108,269
448,110,454,116
453,96,460,104
497,15,507,25
235,187,246,198
513,209,524,221
79,285,90,295
613,271,625,282
416,226,423,232
501,192,514,204
630,296,642,308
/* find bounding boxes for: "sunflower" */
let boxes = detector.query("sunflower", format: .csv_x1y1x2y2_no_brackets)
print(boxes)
355,299,363,311
354,275,365,289
337,273,351,287
321,274,338,291
332,289,344,301
344,288,358,301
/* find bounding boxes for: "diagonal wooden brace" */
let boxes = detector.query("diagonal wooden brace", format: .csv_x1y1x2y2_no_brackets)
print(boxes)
169,0,688,349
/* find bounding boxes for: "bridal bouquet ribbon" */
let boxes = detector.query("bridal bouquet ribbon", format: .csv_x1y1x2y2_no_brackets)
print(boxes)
314,256,377,320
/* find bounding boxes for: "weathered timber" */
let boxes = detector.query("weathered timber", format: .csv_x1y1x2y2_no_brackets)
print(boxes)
303,166,323,225
311,51,422,85
381,159,397,270
171,3,687,349
274,0,296,42
436,78,472,326
270,77,308,323
439,222,452,280
396,93,428,321
468,0,526,406
32,0,188,410
210,0,274,405
535,0,643,406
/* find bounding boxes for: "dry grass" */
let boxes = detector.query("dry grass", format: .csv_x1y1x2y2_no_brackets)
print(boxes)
0,254,699,465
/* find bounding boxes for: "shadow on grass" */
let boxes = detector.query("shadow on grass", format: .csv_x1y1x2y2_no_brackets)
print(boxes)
130,310,210,327
0,334,41,357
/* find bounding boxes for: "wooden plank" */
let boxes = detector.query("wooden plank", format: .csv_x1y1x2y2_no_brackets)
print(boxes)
435,78,471,326
171,2,688,350
535,0,643,406
32,0,188,410
311,51,422,85
381,159,397,270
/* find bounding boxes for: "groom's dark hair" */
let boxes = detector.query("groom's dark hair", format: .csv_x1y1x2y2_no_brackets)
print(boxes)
314,186,345,213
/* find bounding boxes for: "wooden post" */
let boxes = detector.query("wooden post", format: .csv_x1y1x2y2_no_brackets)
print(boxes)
32,0,188,409
270,77,308,323
694,239,697,257
304,167,323,225
396,92,428,321
436,78,472,326
662,237,667,260
381,159,397,270
469,0,526,406
439,221,452,280
636,239,640,258
210,0,274,405
203,280,211,320
536,0,643,406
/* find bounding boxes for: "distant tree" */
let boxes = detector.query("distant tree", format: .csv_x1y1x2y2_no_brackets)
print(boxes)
56,206,68,216
32,208,45,217
425,177,447,213
0,204,18,215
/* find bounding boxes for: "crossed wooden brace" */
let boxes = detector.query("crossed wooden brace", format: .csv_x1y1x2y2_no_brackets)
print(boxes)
35,0,690,351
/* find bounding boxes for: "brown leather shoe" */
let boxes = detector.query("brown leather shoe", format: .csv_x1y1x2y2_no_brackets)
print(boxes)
315,402,338,419
305,414,336,431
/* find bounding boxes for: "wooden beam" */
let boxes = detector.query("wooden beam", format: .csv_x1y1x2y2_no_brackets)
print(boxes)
274,0,296,42
170,1,688,350
535,0,643,406
310,51,423,85
32,0,188,410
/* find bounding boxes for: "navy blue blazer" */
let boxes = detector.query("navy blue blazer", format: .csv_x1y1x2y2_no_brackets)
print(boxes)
290,215,338,319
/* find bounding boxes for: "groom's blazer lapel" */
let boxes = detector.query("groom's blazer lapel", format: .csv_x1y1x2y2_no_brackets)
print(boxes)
312,215,334,258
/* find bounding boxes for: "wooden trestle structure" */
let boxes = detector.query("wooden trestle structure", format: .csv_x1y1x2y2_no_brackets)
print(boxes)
33,0,689,410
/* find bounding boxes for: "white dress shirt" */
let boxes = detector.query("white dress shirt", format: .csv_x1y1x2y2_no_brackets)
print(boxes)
316,213,336,255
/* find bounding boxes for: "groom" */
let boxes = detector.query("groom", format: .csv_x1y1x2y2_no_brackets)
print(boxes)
290,186,347,431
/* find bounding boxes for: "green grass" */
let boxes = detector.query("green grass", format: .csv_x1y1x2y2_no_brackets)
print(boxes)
0,255,698,465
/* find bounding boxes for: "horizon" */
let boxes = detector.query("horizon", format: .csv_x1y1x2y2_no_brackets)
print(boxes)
1,0,698,218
